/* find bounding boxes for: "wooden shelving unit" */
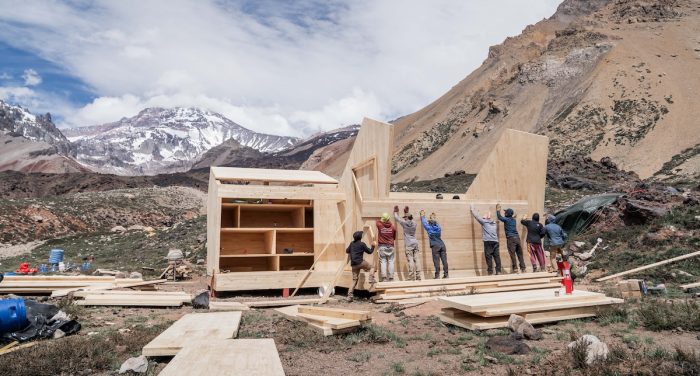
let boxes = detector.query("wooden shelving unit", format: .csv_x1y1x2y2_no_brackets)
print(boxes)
218,202,315,273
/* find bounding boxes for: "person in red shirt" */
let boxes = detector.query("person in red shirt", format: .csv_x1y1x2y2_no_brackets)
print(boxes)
376,212,397,282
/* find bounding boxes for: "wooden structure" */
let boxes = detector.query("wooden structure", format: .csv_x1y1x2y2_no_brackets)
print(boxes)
207,167,346,292
207,118,548,292
438,289,623,330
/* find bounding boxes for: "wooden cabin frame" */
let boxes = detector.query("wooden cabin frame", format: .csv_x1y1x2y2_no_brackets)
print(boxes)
207,118,548,293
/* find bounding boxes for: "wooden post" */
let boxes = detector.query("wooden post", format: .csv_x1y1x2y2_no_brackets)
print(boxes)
596,250,700,282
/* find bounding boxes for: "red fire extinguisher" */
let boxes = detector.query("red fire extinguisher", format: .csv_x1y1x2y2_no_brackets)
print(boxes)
560,261,573,294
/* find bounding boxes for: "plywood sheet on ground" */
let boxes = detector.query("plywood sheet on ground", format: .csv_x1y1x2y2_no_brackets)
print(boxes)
159,339,284,376
439,306,598,330
142,312,242,356
439,289,608,313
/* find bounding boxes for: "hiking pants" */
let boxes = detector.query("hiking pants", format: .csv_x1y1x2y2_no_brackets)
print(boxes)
506,236,526,272
549,245,564,271
348,260,374,297
431,244,448,277
528,243,546,270
404,244,422,280
378,245,395,281
483,241,502,275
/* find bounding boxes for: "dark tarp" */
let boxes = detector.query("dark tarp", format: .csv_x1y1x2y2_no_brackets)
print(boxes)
554,193,622,235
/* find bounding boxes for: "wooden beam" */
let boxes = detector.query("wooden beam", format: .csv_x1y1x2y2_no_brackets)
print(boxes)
297,306,371,321
244,298,337,308
680,281,700,290
597,250,700,281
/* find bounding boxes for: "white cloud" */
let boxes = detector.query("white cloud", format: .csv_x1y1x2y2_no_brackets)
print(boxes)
21,68,42,86
0,72,11,80
0,0,562,136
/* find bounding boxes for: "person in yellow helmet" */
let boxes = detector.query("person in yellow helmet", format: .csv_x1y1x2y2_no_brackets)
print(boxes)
376,212,397,282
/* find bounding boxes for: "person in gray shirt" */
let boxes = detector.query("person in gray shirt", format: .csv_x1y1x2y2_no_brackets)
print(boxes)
470,205,502,275
394,205,422,280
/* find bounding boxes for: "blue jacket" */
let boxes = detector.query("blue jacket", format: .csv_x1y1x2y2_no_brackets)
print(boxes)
421,216,445,249
497,211,519,238
545,222,567,246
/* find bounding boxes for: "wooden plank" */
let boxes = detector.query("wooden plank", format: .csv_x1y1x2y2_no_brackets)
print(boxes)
597,250,700,281
375,282,563,300
294,313,362,330
216,184,345,201
159,339,285,376
76,300,186,307
208,301,250,311
476,297,623,317
244,298,333,308
375,272,558,289
73,290,190,297
142,312,242,356
212,166,338,184
439,306,598,330
212,270,334,291
439,289,604,312
680,281,700,290
0,341,38,356
297,306,371,321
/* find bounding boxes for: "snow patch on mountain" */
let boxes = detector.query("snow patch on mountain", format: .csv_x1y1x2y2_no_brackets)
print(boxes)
69,107,300,175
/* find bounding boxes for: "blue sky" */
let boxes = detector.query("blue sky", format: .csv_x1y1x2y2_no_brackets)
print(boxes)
0,0,561,135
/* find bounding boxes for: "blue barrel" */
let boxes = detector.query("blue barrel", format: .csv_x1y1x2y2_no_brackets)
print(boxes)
48,248,64,264
0,298,28,334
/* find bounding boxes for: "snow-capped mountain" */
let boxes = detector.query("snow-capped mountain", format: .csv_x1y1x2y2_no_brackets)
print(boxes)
66,107,300,175
0,100,86,173
0,100,73,154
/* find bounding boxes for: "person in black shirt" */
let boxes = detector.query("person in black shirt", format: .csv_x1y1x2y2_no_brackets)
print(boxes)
346,230,377,301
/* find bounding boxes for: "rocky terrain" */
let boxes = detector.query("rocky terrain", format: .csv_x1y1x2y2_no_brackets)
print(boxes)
303,0,700,184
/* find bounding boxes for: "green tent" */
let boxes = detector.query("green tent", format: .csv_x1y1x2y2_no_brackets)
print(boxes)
554,193,622,236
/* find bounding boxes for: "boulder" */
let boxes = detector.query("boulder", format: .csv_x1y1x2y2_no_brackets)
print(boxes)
507,314,542,340
485,335,531,355
110,225,126,233
568,335,608,364
119,355,148,374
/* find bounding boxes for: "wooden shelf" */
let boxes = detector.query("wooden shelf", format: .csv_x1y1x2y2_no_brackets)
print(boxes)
221,228,312,233
278,253,314,257
222,203,311,210
219,254,314,258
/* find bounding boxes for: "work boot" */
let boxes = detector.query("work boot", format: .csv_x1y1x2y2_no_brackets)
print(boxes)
443,274,449,279
532,266,538,273
434,273,440,279
487,271,494,276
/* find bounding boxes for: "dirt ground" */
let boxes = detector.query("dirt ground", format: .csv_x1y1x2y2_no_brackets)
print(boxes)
1,275,698,376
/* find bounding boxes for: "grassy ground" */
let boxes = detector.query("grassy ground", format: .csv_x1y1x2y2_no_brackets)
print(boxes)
583,205,700,285
0,216,206,276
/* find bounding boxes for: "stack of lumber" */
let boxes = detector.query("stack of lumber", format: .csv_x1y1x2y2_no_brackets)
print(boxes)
438,289,623,330
142,312,242,356
372,272,563,304
209,301,250,311
158,339,284,376
0,275,158,294
274,305,371,336
73,290,192,307
617,279,644,298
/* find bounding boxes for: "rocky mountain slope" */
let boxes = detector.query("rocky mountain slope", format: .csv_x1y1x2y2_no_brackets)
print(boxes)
323,0,699,184
0,100,86,173
191,124,359,173
66,107,299,175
